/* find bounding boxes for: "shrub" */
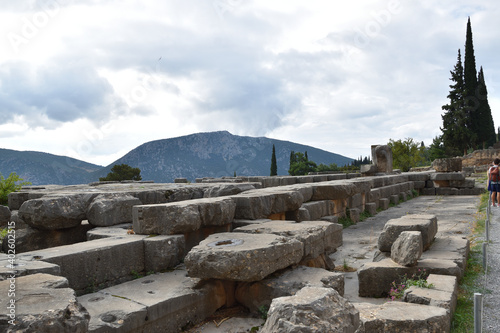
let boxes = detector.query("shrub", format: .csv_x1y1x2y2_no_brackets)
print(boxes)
0,172,31,205
388,269,434,301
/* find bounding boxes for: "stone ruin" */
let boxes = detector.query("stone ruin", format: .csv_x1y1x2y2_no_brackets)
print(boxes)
0,156,484,332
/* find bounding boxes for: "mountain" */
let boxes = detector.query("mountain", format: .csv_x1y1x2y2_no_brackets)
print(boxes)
93,131,354,182
1,131,354,185
0,148,102,185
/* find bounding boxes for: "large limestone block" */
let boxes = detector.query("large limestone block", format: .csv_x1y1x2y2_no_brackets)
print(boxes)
235,266,344,312
372,144,393,174
234,220,342,259
310,181,358,201
18,235,146,293
378,214,438,252
86,223,132,240
202,183,256,197
391,231,423,267
300,200,335,220
357,258,461,298
0,256,60,280
133,197,236,235
87,193,142,227
19,194,94,230
355,302,449,333
144,235,185,272
0,273,90,332
0,205,11,228
184,232,303,281
261,287,360,333
432,157,462,172
231,189,304,219
79,270,225,333
404,274,458,315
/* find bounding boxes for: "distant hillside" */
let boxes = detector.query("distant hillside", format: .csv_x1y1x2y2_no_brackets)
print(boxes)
93,131,354,182
0,148,102,185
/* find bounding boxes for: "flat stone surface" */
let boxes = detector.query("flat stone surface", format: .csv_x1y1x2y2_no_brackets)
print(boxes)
133,197,236,235
184,232,303,281
378,214,438,252
390,231,423,267
0,273,90,332
144,235,185,272
404,274,458,314
0,258,60,280
80,269,225,333
230,188,304,219
87,193,142,227
86,223,133,240
355,302,449,332
17,235,147,293
235,265,344,312
234,220,342,259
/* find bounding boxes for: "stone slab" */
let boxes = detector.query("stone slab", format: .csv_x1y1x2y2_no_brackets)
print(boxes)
230,189,304,220
133,197,236,235
357,258,461,298
390,231,423,267
87,193,142,227
378,214,438,252
18,235,147,293
355,301,450,333
86,223,133,240
404,274,458,315
184,232,303,281
0,273,90,332
80,270,225,333
0,258,60,281
234,220,342,259
144,235,185,272
235,266,344,312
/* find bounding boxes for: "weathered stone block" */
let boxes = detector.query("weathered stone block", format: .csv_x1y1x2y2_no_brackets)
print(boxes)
144,235,185,272
19,194,94,230
174,178,188,183
430,172,465,181
235,266,344,312
413,180,426,189
372,144,393,173
86,223,132,240
432,157,462,172
356,302,449,333
0,206,10,228
364,202,377,215
449,179,475,188
79,270,225,333
0,256,60,280
378,215,438,252
389,194,399,205
18,235,147,293
421,188,436,195
231,189,303,220
348,193,363,209
234,220,342,260
184,232,303,281
391,231,423,267
300,200,334,220
0,274,90,332
349,208,361,223
87,193,142,227
436,187,459,195
404,274,458,315
379,198,390,210
261,287,360,333
310,181,357,201
133,197,236,235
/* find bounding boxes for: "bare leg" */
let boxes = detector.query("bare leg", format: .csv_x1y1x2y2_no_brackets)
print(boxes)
492,192,496,206
496,191,500,206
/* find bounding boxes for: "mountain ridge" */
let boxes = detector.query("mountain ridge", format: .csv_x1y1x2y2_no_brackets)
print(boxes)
1,131,354,185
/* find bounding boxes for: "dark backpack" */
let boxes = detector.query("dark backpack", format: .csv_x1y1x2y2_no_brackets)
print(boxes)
490,166,500,182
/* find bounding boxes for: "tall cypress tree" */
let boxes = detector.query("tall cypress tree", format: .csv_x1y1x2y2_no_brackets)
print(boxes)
441,49,472,156
463,17,479,148
476,67,496,148
270,144,277,176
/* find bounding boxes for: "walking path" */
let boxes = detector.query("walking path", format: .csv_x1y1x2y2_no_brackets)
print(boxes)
483,206,500,331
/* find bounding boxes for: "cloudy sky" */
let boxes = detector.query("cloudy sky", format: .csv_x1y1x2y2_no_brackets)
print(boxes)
1,0,499,166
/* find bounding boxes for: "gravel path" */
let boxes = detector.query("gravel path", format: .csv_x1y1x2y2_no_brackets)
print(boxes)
483,206,500,332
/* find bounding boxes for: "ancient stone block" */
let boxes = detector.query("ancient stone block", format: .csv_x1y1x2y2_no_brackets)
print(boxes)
261,287,360,333
421,188,436,195
0,206,10,228
184,232,303,281
133,197,236,235
378,215,438,252
364,202,377,215
234,220,343,259
0,256,60,280
144,235,185,272
389,194,399,205
300,200,334,220
18,235,147,293
379,198,390,210
86,223,132,240
430,172,465,181
235,266,344,312
310,181,358,201
432,157,462,172
372,144,393,173
79,270,225,333
355,302,449,333
391,231,423,267
0,273,90,332
19,194,94,230
449,179,475,188
87,193,142,227
231,189,303,220
413,180,426,189
404,274,458,315
349,208,361,223
174,178,188,183
435,187,459,195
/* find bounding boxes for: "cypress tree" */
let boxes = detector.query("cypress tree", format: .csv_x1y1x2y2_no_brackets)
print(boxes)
476,67,496,148
441,49,472,156
463,17,479,147
289,150,296,170
270,144,278,176
305,151,308,161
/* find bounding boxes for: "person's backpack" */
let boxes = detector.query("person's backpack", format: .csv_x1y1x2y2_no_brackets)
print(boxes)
490,166,500,182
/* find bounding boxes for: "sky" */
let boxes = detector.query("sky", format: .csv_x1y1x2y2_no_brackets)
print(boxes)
1,0,499,166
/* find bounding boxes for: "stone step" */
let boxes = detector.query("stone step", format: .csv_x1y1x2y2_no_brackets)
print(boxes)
403,274,458,315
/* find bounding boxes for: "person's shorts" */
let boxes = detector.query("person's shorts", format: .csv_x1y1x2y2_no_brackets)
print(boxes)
488,182,500,192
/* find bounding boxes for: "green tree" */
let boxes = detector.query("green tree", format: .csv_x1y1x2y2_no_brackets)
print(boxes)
0,172,31,205
464,17,480,148
99,164,142,181
441,49,473,156
476,67,496,148
388,138,424,172
288,152,317,176
317,163,338,172
270,144,278,176
428,136,446,161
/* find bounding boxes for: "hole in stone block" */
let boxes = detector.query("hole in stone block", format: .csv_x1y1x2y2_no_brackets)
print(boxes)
101,314,117,323
141,279,154,284
32,256,43,260
147,291,155,294
208,239,244,247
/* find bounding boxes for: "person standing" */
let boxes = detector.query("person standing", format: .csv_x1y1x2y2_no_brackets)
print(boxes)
488,158,500,206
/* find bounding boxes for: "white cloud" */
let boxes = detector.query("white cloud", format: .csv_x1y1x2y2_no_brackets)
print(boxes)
0,0,499,165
